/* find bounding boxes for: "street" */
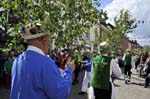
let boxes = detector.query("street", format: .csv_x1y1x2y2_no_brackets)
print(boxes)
115,70,150,99
70,70,150,99
0,70,150,99
0,0,150,99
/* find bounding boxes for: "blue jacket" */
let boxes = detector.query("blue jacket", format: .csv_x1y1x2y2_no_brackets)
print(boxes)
10,50,72,99
83,58,92,72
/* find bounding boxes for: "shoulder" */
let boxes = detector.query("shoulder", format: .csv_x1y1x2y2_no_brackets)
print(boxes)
42,57,61,76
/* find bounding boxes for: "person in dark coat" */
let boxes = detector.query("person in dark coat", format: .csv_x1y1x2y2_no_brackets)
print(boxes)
144,58,150,88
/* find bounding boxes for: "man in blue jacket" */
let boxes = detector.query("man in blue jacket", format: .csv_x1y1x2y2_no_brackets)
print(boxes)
10,21,75,99
78,49,93,95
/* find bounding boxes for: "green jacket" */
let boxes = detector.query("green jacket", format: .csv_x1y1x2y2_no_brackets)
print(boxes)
4,60,13,74
91,55,112,90
124,53,132,66
73,52,81,65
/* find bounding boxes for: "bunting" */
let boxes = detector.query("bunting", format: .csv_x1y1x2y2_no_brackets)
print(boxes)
138,20,145,24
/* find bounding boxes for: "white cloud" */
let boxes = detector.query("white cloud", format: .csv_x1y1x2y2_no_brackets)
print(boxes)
104,0,150,46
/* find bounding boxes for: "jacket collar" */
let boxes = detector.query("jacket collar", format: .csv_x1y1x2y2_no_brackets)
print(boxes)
27,45,45,56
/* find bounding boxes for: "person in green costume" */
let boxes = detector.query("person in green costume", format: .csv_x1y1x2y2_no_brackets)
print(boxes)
122,49,132,84
90,42,121,99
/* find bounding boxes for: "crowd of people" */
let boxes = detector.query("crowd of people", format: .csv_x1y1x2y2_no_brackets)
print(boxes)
0,21,150,99
134,51,150,88
0,49,17,88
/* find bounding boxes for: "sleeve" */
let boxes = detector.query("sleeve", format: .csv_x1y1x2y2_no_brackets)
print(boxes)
42,61,73,99
84,59,92,68
122,54,126,61
111,59,122,78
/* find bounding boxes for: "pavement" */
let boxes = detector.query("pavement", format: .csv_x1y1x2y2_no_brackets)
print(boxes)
115,70,150,99
0,70,150,99
0,86,10,99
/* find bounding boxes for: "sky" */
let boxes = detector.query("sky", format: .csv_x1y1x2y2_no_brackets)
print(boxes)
99,0,150,46
100,0,112,8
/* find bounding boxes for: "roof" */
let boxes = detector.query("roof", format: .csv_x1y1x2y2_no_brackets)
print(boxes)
100,22,114,30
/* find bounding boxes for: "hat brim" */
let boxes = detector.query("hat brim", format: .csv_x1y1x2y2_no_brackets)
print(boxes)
22,32,49,40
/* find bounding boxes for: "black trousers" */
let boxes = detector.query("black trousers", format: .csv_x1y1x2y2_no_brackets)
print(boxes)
145,76,150,86
124,65,132,78
74,64,81,81
94,83,112,99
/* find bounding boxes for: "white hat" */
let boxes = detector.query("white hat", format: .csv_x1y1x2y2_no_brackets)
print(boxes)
85,49,91,54
20,21,49,40
99,41,108,46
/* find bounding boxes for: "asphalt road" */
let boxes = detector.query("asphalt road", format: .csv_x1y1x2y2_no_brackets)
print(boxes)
0,70,150,99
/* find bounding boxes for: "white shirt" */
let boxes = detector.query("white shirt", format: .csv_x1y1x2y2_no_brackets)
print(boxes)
110,58,122,80
27,45,45,56
110,58,121,99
